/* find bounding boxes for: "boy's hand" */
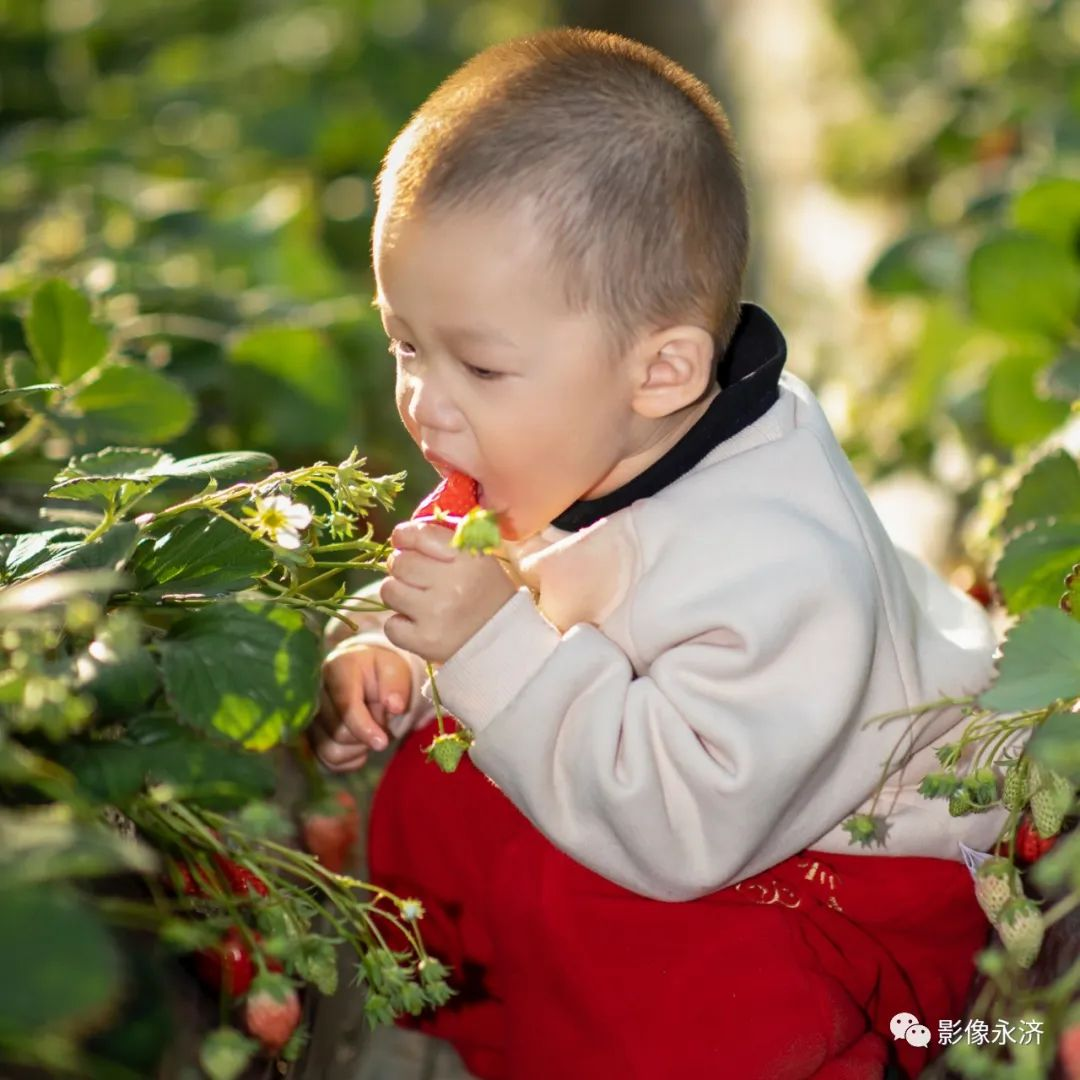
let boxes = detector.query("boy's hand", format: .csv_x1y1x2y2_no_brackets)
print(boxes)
310,641,412,771
381,520,518,664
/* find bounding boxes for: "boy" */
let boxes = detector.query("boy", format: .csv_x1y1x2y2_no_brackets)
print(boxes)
312,27,1007,1079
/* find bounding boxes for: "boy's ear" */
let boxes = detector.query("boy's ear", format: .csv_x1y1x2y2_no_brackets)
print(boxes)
630,324,716,419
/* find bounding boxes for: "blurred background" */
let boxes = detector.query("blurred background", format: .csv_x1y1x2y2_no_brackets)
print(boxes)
1,0,1076,584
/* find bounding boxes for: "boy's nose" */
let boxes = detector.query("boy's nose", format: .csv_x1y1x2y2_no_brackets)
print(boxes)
405,372,459,430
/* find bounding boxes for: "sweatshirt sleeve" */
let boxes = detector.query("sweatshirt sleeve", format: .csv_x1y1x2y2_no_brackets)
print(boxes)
422,514,912,901
323,578,433,741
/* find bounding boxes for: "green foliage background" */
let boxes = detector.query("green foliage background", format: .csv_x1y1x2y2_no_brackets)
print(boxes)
0,0,553,544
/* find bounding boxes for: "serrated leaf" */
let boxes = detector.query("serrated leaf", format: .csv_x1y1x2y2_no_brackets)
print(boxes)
995,521,1080,614
25,279,109,383
0,883,122,1037
1001,451,1080,537
46,473,164,509
54,713,277,809
128,514,274,598
64,362,196,445
153,451,277,484
294,936,339,996
55,448,170,480
979,607,1080,711
0,527,88,581
158,601,320,751
16,522,141,581
968,232,1080,339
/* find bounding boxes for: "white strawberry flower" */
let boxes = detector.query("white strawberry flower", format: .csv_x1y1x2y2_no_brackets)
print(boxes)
244,494,313,549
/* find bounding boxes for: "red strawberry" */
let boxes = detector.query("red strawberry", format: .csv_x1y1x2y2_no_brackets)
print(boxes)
212,851,269,897
1015,813,1057,865
196,926,256,997
244,977,302,1053
1060,1021,1080,1079
412,471,480,527
300,789,361,874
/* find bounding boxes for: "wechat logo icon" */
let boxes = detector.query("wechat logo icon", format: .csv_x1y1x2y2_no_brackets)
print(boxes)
890,1011,932,1049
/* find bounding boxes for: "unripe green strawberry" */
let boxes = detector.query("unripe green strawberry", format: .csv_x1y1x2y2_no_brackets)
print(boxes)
949,788,974,816
974,857,1019,924
424,731,471,773
996,897,1044,969
1028,763,1073,839
1001,762,1028,812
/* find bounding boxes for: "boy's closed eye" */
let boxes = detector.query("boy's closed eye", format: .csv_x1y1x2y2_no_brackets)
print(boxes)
386,338,504,381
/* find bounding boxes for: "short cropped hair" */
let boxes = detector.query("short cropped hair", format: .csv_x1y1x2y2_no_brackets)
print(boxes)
373,27,750,370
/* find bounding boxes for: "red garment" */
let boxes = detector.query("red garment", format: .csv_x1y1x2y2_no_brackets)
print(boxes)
368,717,988,1080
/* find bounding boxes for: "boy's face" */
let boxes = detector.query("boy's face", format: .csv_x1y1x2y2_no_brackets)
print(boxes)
373,202,645,543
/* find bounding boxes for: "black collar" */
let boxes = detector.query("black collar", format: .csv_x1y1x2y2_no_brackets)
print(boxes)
550,302,788,532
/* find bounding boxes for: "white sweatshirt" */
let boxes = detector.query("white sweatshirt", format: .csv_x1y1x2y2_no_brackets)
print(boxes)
327,303,1008,901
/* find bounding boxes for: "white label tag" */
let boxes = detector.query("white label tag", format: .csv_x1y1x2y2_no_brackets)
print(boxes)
959,841,993,881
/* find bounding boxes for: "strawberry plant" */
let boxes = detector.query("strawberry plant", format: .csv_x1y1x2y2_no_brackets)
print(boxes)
0,280,455,1078
824,4,1080,1075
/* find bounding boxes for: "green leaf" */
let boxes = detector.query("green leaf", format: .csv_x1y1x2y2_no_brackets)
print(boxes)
0,883,122,1037
199,1027,259,1080
905,299,975,425
25,279,109,383
228,327,350,450
158,601,320,751
1,527,88,581
968,231,1080,339
153,450,277,485
65,362,196,445
995,521,1080,614
54,714,277,809
76,640,160,716
984,348,1072,448
1000,451,1080,537
979,607,1080,711
1026,705,1080,785
867,231,962,296
0,806,159,888
1011,177,1080,252
15,522,141,581
129,514,274,598
294,936,339,996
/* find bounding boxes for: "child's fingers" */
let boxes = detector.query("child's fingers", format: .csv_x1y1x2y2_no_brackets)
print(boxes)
340,702,389,751
390,521,456,561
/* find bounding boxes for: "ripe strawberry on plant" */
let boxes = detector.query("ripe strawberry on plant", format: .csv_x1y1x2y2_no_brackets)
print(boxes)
196,928,283,998
243,974,302,1054
196,926,256,997
300,789,361,874
1015,813,1058,865
212,851,270,897
995,897,1044,969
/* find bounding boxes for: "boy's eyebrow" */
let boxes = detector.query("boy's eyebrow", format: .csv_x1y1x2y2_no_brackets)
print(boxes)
370,293,518,350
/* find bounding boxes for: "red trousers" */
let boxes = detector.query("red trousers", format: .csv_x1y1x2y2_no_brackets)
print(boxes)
368,717,988,1080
